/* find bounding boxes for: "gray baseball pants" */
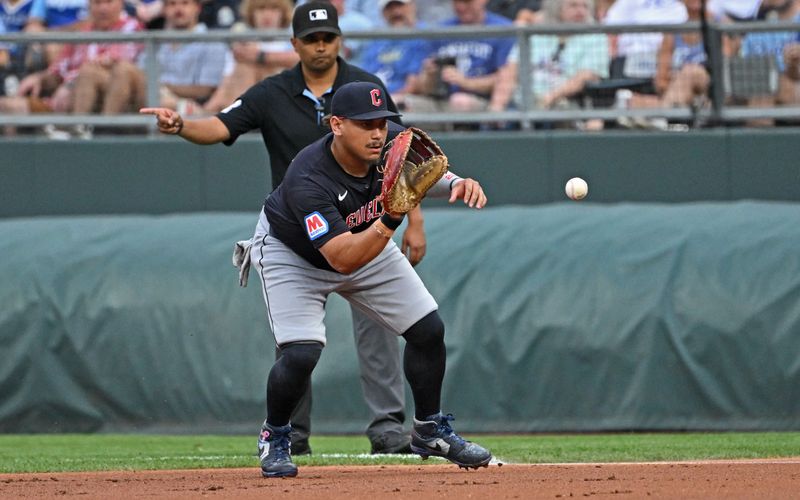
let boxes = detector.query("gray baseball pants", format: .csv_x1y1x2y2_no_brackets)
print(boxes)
251,210,431,441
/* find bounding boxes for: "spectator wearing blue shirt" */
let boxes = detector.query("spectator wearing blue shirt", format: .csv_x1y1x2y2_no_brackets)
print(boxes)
776,5,800,104
45,0,88,26
740,0,800,73
0,0,48,90
0,18,8,73
0,0,45,34
405,0,514,119
739,0,800,121
24,0,89,71
357,0,430,107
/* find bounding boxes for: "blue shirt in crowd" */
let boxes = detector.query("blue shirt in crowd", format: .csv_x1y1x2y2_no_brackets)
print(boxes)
741,12,800,72
428,12,514,97
357,23,430,94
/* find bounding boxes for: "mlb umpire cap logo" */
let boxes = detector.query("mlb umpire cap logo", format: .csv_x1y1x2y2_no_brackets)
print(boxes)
309,9,328,20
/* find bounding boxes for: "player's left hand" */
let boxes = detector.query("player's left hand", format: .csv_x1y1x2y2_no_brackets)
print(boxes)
449,178,487,209
401,221,427,266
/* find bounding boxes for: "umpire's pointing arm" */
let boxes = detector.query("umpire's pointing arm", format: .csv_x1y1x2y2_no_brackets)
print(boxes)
140,107,230,145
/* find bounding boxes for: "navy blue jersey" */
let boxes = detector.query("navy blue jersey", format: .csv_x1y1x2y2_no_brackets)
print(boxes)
265,134,387,271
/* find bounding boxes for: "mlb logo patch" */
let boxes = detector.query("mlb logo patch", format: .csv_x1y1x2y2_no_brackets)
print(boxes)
309,9,328,21
304,212,329,240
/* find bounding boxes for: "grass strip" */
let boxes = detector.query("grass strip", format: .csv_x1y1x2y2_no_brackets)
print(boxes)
1,432,798,473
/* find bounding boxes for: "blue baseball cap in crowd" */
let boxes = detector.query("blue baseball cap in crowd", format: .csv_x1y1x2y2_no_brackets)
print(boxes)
331,82,402,120
293,1,341,39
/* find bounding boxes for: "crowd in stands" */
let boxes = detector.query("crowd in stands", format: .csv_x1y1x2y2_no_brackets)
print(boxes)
1,0,800,137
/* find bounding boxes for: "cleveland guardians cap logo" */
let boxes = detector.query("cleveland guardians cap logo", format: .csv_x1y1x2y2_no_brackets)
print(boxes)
308,9,328,21
370,89,382,107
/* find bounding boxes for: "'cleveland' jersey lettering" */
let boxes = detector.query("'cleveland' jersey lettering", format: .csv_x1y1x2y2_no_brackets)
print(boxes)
345,196,383,228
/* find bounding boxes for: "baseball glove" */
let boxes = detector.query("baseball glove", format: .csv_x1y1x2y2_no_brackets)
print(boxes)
380,127,449,217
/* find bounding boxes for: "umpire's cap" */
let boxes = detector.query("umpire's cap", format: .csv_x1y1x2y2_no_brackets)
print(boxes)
292,1,341,39
331,82,402,120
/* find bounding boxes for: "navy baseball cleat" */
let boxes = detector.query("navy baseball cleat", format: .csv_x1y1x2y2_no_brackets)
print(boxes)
411,413,492,469
257,421,298,478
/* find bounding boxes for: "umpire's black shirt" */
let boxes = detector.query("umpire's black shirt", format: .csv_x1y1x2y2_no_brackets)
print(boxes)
215,57,399,190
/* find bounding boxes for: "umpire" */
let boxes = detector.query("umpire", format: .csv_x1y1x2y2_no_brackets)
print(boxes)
141,1,421,455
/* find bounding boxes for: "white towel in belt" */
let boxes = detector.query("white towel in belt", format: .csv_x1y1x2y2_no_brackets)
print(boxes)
232,239,254,287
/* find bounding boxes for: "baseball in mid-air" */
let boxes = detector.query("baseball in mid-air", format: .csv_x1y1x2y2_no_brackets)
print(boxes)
565,177,589,201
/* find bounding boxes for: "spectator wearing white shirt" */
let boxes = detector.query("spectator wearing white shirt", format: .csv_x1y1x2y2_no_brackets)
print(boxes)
603,0,688,80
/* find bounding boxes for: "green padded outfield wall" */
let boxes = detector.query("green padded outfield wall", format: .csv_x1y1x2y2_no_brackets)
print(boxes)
1,204,800,434
1,129,799,433
1,128,800,217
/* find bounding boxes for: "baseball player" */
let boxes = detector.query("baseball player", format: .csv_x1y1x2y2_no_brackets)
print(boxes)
254,81,491,478
141,1,418,455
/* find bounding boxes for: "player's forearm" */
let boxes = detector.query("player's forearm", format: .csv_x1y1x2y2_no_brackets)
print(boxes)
406,205,424,225
177,116,231,145
320,220,398,274
426,171,463,198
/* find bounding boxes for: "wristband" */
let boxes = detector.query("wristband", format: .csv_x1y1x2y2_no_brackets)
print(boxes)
380,213,404,230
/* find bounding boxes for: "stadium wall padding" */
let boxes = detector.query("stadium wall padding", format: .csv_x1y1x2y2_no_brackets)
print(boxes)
1,203,799,434
1,128,799,219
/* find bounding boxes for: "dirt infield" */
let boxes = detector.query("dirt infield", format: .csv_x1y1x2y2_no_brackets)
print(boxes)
3,460,799,499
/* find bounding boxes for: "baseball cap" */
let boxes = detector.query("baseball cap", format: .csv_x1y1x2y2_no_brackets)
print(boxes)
379,0,411,9
331,82,401,120
292,1,341,39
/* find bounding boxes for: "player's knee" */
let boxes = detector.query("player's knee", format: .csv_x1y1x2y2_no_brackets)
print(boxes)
402,311,444,348
278,341,323,375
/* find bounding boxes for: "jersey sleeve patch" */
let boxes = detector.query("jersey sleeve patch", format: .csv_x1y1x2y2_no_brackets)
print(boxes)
304,212,330,240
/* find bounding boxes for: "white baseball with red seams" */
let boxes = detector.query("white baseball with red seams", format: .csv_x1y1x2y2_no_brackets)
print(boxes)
565,177,589,200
